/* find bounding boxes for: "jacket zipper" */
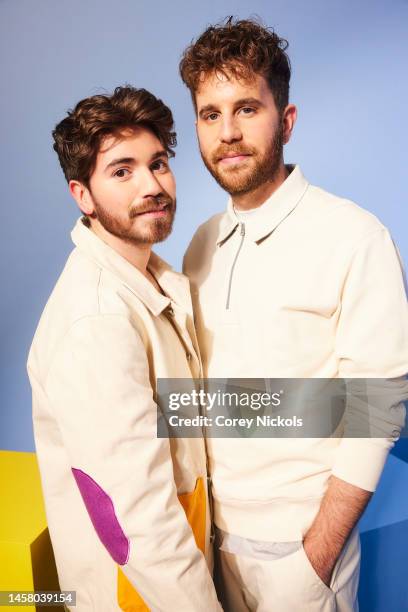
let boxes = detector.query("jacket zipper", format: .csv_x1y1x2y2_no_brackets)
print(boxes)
226,222,245,310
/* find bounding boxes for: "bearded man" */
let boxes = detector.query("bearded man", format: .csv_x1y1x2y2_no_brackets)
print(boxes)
27,86,221,611
180,18,408,612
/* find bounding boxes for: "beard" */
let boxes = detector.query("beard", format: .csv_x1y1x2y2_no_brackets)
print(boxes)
89,192,176,245
200,124,284,196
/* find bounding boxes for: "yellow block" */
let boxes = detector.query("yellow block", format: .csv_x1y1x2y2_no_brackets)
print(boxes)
0,451,60,611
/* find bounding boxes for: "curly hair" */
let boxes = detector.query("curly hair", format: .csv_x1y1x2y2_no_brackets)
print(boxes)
52,85,176,187
179,17,291,112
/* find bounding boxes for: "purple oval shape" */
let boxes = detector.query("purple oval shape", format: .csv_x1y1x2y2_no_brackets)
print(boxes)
72,467,130,565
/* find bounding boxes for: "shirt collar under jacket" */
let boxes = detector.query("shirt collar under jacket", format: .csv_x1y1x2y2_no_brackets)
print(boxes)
216,164,309,246
71,218,193,317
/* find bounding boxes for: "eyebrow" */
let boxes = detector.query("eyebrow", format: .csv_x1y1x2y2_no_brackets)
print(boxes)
104,150,168,172
104,157,135,172
150,149,169,162
198,97,263,119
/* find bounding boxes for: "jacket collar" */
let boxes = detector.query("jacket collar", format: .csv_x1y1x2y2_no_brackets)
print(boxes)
217,164,309,245
71,218,192,317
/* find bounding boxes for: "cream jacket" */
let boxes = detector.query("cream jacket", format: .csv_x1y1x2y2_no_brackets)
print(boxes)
184,165,408,542
27,218,221,611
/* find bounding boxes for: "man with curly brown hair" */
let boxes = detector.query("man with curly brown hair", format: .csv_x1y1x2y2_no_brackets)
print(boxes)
27,86,222,611
181,17,408,612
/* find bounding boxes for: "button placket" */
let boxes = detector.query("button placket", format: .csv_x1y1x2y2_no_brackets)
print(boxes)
164,304,199,373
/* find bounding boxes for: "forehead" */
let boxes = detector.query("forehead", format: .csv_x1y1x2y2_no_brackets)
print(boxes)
195,71,274,107
97,127,162,163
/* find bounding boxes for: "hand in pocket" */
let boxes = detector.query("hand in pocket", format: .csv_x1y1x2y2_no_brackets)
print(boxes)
302,539,336,587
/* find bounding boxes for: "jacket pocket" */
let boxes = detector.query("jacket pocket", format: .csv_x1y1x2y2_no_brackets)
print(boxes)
117,570,148,612
178,476,206,554
117,477,206,610
298,544,336,597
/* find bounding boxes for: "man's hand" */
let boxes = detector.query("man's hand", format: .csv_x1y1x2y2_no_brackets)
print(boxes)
303,538,337,587
302,475,372,586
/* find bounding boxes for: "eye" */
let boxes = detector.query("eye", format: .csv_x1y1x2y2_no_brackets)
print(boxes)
205,112,219,122
113,168,130,178
151,158,169,172
239,107,256,116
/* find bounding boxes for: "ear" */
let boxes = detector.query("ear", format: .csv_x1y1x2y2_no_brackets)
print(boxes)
282,104,297,145
69,180,95,216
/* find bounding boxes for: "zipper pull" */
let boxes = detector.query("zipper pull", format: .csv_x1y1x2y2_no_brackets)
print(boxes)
240,222,246,236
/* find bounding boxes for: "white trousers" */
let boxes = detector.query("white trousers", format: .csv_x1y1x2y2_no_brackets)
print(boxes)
215,527,361,612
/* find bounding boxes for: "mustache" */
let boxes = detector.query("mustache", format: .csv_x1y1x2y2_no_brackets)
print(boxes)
128,194,174,218
211,143,256,163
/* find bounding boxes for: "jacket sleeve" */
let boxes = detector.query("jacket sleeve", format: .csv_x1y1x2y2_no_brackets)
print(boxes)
45,314,221,611
332,228,408,491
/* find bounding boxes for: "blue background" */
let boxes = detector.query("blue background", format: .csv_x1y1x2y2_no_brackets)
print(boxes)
1,1,407,609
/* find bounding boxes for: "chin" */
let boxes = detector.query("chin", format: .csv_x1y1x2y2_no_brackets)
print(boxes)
221,176,254,193
140,225,173,245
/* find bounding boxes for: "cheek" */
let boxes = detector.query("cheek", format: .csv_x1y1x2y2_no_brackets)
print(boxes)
161,173,176,199
92,180,115,199
246,116,280,148
197,125,213,154
92,182,132,211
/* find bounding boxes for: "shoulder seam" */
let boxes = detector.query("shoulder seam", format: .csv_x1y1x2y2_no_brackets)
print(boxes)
339,227,390,290
348,226,388,260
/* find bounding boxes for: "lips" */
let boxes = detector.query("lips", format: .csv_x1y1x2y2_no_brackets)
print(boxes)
139,208,169,218
218,153,251,165
213,147,253,164
129,202,171,218
220,152,249,159
135,203,169,215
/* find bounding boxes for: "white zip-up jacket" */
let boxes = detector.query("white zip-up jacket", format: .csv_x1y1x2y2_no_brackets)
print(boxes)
27,218,221,611
184,165,408,542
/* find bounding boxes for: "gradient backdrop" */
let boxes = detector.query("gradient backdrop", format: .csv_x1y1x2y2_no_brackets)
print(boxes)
1,1,407,609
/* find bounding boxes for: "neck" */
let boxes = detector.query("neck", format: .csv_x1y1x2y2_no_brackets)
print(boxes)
232,163,289,211
90,220,151,275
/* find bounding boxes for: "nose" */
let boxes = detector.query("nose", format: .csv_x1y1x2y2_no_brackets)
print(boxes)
137,167,163,199
219,116,242,144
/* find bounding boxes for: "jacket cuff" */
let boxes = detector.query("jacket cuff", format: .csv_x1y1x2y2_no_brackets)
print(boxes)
331,437,392,492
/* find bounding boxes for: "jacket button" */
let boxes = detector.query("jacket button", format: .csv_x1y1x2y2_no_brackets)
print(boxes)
167,305,174,316
186,352,192,361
